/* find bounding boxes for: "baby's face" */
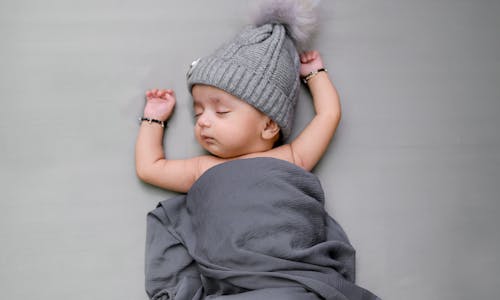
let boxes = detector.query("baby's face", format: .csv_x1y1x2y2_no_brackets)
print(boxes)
192,84,271,158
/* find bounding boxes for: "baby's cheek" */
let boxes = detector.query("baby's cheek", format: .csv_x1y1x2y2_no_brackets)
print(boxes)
226,124,248,139
193,128,203,143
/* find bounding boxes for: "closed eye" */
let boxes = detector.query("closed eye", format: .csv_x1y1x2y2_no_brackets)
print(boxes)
194,108,203,117
216,111,230,115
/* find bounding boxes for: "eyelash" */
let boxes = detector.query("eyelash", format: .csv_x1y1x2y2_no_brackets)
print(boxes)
194,111,229,118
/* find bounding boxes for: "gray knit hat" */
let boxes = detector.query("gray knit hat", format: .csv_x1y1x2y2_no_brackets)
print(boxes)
186,0,318,140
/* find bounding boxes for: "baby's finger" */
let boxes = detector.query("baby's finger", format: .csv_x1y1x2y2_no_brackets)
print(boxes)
301,51,313,63
300,52,308,62
165,93,176,101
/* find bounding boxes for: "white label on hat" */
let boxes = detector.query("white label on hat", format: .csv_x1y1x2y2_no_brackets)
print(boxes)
186,58,201,79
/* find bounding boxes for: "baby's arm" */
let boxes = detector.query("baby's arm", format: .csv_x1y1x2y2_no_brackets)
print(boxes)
287,51,342,171
135,89,201,193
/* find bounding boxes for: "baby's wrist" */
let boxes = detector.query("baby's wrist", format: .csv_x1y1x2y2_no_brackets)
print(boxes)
139,117,167,128
142,108,170,122
142,113,168,121
301,68,328,84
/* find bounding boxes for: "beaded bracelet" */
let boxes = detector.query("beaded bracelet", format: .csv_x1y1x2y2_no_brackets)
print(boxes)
139,117,166,128
301,68,328,84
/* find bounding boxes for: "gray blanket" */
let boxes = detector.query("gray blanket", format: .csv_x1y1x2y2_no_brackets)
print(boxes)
145,157,380,300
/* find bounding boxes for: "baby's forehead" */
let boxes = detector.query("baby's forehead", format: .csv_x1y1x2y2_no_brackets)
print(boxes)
192,96,224,106
192,85,240,106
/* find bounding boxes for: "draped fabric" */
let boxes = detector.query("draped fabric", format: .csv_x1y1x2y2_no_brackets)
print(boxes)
145,158,380,300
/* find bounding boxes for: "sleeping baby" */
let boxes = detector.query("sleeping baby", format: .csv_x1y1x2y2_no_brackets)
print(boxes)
135,0,379,299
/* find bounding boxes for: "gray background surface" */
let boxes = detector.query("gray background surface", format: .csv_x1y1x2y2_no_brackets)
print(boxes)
1,0,499,299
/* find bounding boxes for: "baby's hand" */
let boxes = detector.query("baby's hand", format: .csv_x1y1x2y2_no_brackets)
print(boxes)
299,50,325,77
143,89,176,121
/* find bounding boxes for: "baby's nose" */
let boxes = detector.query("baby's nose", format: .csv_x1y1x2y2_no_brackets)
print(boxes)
197,114,211,127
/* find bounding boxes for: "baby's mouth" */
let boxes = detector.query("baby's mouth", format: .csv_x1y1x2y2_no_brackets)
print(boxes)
201,134,216,143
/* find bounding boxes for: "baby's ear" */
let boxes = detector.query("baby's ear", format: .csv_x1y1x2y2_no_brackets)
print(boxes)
261,118,281,141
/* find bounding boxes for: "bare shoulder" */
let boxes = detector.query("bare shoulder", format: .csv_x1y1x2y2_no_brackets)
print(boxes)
196,155,228,180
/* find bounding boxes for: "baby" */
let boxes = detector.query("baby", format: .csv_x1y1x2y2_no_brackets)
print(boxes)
136,2,381,299
136,55,339,193
135,15,341,193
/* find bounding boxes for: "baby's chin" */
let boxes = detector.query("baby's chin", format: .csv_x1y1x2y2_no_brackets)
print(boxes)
199,143,242,159
205,148,240,159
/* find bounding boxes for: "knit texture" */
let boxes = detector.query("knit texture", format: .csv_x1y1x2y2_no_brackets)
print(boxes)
187,23,301,140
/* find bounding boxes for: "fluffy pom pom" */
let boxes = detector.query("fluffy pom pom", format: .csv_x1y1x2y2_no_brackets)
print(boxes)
251,0,320,50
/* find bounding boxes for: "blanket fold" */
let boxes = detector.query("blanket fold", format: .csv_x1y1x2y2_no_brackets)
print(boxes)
145,157,379,300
